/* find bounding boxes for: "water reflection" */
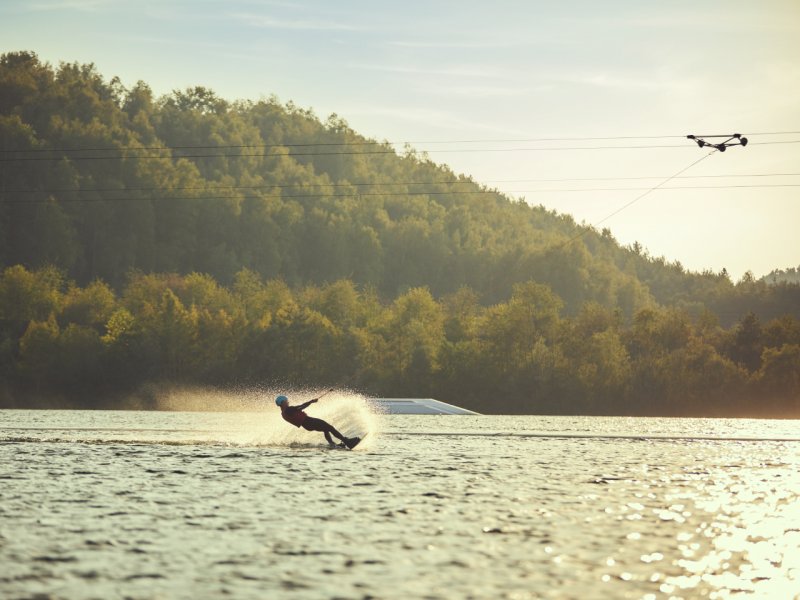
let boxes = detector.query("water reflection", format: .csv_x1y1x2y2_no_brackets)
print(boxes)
582,441,800,598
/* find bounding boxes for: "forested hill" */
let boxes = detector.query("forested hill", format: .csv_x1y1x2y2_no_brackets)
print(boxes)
2,51,796,322
2,52,799,416
0,51,633,312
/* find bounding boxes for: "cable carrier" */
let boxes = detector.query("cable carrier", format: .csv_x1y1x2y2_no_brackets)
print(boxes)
687,133,748,152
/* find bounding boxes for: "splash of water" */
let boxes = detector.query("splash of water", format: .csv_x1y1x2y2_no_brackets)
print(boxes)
153,385,382,450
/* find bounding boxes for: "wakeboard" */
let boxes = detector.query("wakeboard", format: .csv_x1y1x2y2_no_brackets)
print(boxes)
325,443,349,451
326,435,365,450
345,435,363,449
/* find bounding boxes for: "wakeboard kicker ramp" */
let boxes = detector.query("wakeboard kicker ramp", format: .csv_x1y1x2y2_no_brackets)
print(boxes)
371,398,480,415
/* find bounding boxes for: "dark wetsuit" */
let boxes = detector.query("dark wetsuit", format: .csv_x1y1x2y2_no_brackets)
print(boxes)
281,400,347,445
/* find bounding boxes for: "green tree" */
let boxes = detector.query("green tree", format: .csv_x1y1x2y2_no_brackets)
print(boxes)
0,265,63,336
17,315,60,389
136,289,198,380
573,329,632,412
724,312,763,373
55,324,105,394
359,287,444,394
60,279,117,331
757,344,800,413
480,281,562,373
270,305,344,384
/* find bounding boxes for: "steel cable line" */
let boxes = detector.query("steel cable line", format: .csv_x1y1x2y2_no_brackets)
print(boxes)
592,150,718,226
3,172,799,196
396,130,800,144
0,135,716,155
557,150,719,249
1,140,798,162
2,130,799,155
2,183,798,205
0,143,693,162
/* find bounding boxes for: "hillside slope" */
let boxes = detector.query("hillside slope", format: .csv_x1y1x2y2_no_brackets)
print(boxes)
3,51,796,323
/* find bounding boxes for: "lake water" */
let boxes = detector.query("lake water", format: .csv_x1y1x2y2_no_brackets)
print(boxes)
2,393,800,599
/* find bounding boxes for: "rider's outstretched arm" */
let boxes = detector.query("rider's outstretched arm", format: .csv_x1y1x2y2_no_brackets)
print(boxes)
295,399,318,411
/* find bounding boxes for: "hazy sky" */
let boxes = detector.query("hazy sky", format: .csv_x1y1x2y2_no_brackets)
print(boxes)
2,0,799,279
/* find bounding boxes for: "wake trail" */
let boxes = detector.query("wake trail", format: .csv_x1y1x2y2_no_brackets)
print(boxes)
384,432,800,443
0,388,382,451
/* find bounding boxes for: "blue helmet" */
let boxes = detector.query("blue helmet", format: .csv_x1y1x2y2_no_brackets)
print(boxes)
275,395,288,406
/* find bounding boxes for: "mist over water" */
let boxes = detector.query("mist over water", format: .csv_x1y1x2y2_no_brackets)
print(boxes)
2,409,799,599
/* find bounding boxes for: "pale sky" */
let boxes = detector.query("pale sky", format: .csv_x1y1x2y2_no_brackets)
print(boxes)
2,0,799,279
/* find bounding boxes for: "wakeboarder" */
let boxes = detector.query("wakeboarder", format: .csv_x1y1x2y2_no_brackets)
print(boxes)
276,394,361,449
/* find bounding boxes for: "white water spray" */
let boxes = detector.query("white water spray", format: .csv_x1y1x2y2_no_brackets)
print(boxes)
152,385,382,450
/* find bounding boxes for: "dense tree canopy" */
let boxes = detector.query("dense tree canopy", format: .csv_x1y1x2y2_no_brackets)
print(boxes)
1,52,798,415
0,266,798,416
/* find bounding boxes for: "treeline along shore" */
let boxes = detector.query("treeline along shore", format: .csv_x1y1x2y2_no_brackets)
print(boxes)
1,52,799,415
1,266,798,416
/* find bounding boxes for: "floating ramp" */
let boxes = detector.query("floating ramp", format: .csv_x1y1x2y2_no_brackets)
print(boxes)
372,398,480,415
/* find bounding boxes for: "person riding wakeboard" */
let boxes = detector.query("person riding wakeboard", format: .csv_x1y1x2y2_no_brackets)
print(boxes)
275,394,360,449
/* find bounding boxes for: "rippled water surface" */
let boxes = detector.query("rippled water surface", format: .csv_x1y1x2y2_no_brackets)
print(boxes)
2,402,800,599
